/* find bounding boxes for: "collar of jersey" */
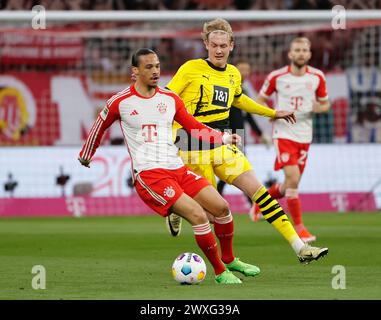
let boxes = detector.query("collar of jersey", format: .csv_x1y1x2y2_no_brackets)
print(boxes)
204,59,227,72
131,84,159,99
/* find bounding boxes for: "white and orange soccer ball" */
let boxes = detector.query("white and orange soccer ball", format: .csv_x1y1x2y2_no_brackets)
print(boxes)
171,252,206,285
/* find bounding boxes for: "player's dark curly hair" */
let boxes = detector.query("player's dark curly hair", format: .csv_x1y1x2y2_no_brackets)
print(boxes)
131,48,157,67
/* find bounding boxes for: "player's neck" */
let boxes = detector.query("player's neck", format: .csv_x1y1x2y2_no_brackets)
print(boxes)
134,82,157,98
206,58,227,70
290,64,307,76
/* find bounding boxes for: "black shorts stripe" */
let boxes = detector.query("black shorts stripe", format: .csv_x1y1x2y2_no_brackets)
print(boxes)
262,203,281,216
267,211,286,224
256,191,270,204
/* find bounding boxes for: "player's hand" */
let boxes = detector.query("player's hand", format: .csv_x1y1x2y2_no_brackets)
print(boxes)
222,133,241,146
78,157,90,168
274,110,296,124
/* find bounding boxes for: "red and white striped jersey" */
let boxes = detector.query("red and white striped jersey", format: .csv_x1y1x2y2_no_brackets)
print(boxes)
259,65,328,143
79,84,224,176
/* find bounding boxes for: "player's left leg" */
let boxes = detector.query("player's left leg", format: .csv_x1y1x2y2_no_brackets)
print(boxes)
230,170,305,256
166,151,217,237
215,154,327,262
232,170,327,263
191,185,260,277
283,165,316,242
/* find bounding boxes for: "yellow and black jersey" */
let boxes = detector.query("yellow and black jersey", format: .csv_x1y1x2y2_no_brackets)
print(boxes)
166,58,276,150
167,59,243,130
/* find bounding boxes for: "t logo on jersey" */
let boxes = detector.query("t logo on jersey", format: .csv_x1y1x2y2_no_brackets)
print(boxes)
142,124,157,142
212,85,229,108
291,96,303,110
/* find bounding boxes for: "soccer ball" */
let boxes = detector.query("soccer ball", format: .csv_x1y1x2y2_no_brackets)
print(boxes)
171,252,207,285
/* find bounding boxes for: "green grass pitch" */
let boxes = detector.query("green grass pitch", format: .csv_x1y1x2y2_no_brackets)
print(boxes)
0,213,380,300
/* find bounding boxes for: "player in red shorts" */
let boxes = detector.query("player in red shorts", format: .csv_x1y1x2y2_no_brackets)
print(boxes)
253,37,331,242
78,48,261,284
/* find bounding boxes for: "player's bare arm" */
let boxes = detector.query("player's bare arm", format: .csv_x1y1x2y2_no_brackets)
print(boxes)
312,99,331,113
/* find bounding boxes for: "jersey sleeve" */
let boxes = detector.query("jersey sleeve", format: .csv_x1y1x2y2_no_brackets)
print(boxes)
316,73,329,101
259,73,277,98
173,94,224,144
166,62,191,95
78,100,120,162
233,93,276,118
234,70,243,98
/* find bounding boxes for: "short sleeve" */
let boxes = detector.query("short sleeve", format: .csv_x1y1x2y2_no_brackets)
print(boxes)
316,74,328,101
259,73,277,98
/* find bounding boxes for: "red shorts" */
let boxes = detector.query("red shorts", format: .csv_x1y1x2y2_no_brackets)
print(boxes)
274,138,310,174
134,166,210,217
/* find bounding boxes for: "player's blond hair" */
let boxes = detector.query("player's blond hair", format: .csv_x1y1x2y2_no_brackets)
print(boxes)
290,37,311,49
201,18,234,43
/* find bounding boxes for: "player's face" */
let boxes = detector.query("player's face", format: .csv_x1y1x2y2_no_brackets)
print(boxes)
288,42,311,68
236,62,251,81
134,53,160,88
204,31,234,68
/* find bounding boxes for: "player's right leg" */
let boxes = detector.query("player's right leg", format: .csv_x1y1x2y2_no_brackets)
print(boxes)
230,170,328,263
166,153,217,237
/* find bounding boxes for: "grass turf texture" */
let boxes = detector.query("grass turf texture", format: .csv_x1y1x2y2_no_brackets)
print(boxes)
0,213,380,300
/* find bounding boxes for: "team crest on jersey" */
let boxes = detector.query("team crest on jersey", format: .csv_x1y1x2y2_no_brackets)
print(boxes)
164,186,175,198
229,75,235,85
100,107,109,120
157,102,168,113
281,152,290,163
305,81,313,90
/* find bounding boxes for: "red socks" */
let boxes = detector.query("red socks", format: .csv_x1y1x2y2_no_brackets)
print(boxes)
193,223,226,275
268,183,284,199
214,213,234,264
286,194,303,227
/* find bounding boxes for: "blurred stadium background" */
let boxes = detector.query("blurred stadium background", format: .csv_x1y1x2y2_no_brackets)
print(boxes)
0,1,380,218
1,1,381,302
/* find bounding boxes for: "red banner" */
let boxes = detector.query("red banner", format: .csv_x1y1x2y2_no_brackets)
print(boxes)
0,72,59,145
0,30,84,65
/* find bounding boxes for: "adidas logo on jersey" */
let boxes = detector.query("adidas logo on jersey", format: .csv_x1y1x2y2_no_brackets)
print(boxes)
130,110,139,116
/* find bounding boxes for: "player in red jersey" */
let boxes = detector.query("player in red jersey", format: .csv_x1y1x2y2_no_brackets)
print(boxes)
78,48,261,284
253,37,331,242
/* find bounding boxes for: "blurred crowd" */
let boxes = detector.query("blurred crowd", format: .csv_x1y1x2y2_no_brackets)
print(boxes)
1,0,381,10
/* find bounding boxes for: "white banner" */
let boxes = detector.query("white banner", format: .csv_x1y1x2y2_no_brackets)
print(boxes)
0,145,380,208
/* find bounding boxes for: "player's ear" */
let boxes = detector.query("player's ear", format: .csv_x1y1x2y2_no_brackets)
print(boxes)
230,41,234,52
203,40,208,50
132,66,139,75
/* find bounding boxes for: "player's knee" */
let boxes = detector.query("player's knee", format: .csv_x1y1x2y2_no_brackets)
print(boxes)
212,198,230,218
285,176,299,189
188,205,209,225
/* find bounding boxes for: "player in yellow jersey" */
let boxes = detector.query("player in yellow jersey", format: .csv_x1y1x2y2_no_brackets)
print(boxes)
165,18,328,264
